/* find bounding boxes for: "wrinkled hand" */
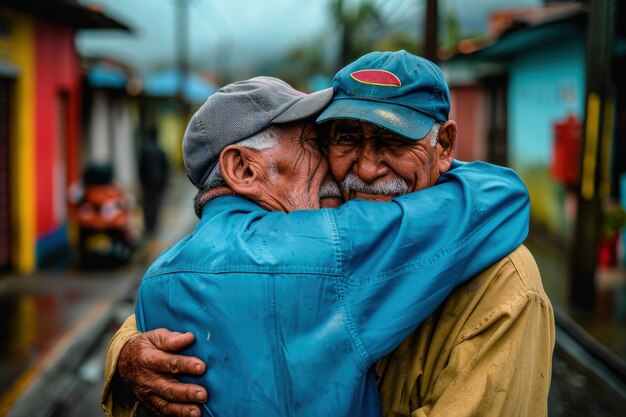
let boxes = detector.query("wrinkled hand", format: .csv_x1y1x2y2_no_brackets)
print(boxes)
118,329,207,417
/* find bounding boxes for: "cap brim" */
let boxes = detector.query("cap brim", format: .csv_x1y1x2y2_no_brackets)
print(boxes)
273,87,334,123
316,97,435,140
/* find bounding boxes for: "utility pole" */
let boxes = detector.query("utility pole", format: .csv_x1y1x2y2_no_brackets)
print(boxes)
175,0,190,113
570,0,616,309
423,0,438,62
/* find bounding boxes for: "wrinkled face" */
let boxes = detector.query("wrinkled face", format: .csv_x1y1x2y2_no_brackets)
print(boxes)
256,122,331,211
327,120,449,202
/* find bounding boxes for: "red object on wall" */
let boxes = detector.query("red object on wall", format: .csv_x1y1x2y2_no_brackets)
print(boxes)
551,114,581,188
597,234,619,269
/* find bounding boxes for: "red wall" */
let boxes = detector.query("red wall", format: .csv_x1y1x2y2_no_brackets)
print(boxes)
34,21,81,237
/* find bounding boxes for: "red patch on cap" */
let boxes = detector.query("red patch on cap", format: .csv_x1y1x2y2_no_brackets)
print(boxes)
350,70,401,87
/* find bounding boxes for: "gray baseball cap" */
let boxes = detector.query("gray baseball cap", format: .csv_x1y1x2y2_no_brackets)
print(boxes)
183,76,333,189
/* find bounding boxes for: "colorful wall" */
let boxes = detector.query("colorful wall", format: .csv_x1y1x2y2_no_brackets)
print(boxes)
2,9,36,274
449,85,487,162
508,38,586,168
34,20,81,264
507,34,586,237
0,9,81,273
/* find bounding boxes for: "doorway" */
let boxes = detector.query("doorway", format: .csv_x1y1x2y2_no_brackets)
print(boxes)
0,78,12,271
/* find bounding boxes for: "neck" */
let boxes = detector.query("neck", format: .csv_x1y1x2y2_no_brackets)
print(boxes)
196,185,238,218
204,185,237,201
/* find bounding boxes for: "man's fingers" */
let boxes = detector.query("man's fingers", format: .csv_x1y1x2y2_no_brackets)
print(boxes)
146,396,203,417
147,329,196,352
152,379,208,403
117,331,209,417
162,403,202,417
135,377,207,416
118,332,205,392
138,329,206,374
144,350,206,375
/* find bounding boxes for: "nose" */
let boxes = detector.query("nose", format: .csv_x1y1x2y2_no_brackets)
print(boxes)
354,141,388,183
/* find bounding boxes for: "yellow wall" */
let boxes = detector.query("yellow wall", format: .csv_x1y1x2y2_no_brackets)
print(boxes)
159,110,186,168
1,10,36,273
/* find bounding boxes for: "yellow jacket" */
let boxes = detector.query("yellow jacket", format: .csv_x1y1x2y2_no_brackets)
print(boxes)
376,245,555,417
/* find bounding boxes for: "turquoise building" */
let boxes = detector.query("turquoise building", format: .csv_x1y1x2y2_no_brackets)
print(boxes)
444,7,626,247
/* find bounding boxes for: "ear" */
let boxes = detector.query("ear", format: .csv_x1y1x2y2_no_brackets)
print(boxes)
436,120,457,174
219,145,262,198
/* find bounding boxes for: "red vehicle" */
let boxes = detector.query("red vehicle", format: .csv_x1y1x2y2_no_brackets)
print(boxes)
73,165,138,269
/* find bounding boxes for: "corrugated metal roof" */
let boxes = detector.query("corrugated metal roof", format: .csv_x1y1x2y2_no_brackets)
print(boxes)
446,5,588,62
489,3,586,39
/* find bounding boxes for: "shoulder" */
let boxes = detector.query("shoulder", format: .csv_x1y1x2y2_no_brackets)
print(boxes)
147,198,342,276
446,160,524,185
465,245,545,297
433,245,550,334
505,245,544,289
490,244,547,301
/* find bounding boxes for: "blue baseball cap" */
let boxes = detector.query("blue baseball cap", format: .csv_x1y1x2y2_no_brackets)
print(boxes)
316,50,450,140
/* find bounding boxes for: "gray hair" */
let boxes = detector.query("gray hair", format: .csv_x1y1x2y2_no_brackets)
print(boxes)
193,126,279,217
427,122,442,146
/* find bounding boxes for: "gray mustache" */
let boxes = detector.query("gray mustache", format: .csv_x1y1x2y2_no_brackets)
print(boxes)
341,172,409,196
319,178,342,198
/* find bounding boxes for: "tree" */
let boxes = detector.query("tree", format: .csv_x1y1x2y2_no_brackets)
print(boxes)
329,0,383,67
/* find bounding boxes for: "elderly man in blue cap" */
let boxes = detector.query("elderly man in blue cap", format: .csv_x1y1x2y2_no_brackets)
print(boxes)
316,50,555,417
101,51,553,417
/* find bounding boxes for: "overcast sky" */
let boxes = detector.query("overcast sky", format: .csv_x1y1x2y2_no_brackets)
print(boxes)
76,0,540,76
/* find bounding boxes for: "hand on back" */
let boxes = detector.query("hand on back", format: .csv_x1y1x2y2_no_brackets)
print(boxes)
118,329,208,417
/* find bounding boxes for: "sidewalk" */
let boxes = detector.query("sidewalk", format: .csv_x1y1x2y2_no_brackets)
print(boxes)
0,169,198,416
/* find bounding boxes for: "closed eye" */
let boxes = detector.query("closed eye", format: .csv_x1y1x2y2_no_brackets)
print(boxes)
379,137,412,149
332,134,361,146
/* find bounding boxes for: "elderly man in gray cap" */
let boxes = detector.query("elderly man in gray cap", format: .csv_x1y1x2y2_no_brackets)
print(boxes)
101,75,530,417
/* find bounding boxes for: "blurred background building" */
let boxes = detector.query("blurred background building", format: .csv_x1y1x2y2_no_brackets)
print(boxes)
1,0,624,325
441,1,626,313
2,0,621,306
0,0,129,274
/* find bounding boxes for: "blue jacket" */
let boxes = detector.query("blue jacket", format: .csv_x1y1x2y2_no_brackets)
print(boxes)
136,161,530,417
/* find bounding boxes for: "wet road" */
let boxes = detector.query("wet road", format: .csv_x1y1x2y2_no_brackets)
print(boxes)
6,314,127,417
0,273,140,417
550,320,626,416
0,171,199,417
0,269,139,397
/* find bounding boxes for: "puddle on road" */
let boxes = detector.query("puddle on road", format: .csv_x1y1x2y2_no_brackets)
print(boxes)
0,290,88,395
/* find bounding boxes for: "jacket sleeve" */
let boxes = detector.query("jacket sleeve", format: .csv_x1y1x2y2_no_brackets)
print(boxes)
100,314,141,417
336,161,530,365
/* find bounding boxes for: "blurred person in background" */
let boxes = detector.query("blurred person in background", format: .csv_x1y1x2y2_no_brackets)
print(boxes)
139,126,170,237
102,51,553,417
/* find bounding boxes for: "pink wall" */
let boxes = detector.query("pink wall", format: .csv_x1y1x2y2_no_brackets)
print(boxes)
449,86,486,162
